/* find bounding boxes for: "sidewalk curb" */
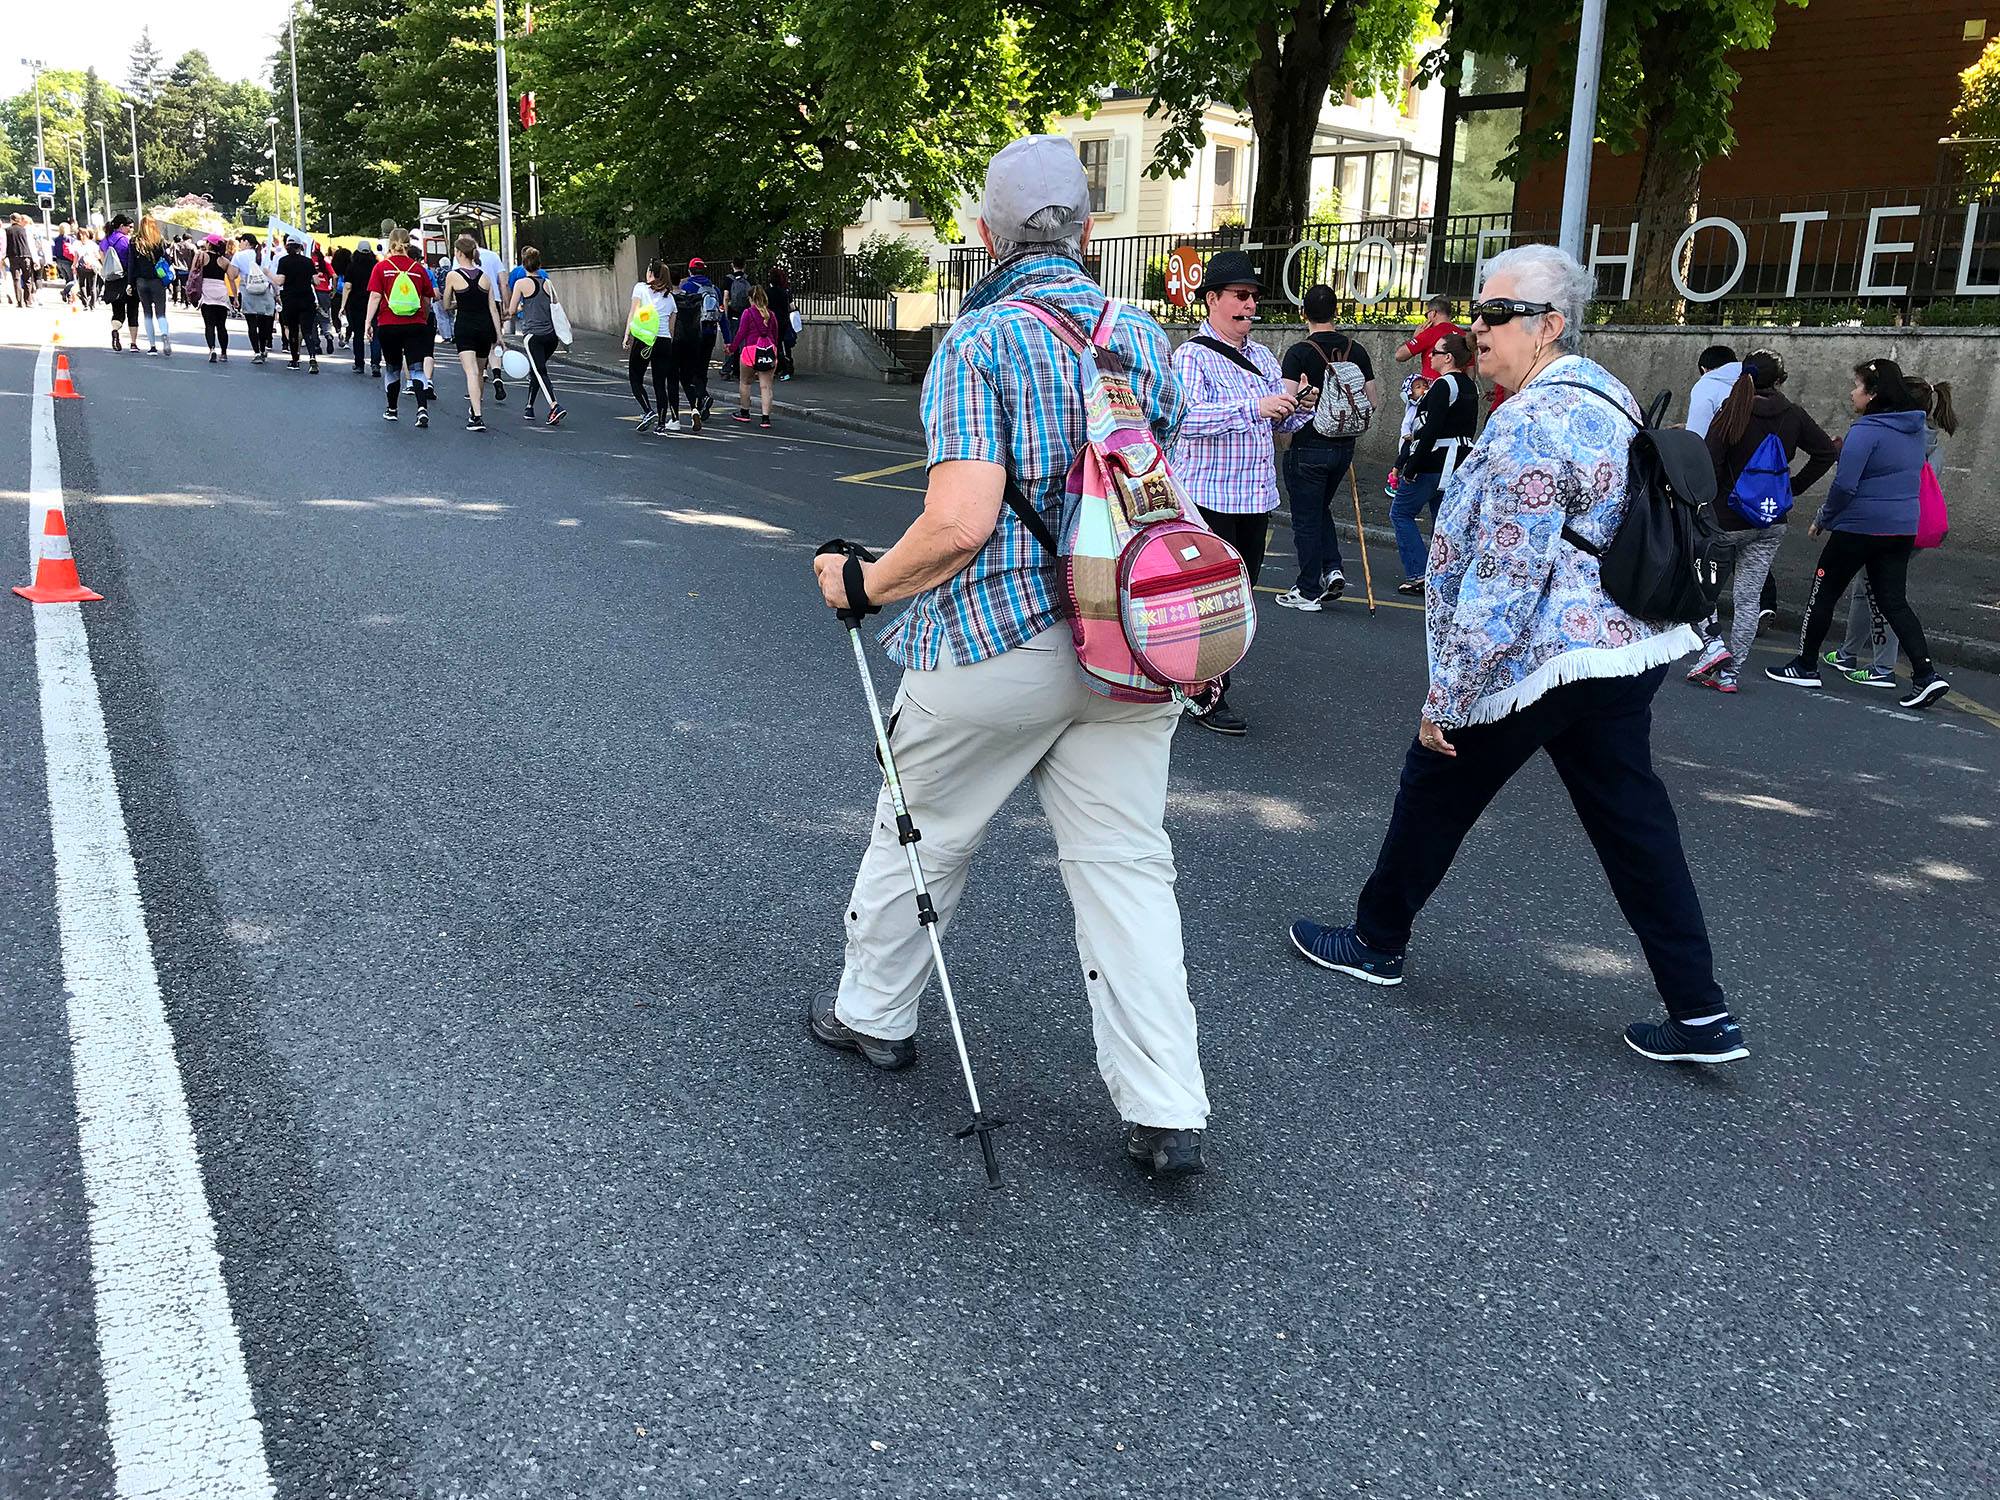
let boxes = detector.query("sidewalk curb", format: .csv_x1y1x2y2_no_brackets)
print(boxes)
556,348,921,449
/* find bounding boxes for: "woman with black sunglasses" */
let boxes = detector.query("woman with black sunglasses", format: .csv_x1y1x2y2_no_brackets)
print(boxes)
1290,242,1745,1068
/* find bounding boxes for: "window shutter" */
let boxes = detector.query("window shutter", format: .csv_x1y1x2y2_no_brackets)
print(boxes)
1105,137,1128,216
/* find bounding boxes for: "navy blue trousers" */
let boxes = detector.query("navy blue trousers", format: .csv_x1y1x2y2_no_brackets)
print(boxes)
1354,665,1726,1022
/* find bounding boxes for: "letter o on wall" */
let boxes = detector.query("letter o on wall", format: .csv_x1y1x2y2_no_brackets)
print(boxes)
1669,217,1749,303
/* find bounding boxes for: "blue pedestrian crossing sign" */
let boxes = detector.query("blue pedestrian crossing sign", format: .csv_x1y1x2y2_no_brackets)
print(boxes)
32,164,55,196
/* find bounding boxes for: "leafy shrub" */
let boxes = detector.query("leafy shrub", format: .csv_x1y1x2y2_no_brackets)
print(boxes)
852,233,931,296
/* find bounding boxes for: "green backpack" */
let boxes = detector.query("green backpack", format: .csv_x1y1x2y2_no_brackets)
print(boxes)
386,266,421,316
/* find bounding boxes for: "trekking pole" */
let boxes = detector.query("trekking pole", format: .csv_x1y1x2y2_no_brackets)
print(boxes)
813,539,1007,1189
1347,467,1378,614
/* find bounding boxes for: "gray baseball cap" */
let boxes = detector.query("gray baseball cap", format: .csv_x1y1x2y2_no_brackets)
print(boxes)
981,135,1090,243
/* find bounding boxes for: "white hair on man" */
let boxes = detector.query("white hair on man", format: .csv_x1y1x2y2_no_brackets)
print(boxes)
988,203,1086,266
1479,243,1593,353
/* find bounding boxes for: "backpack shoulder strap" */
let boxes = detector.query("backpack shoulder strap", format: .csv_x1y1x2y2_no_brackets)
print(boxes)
1188,333,1267,378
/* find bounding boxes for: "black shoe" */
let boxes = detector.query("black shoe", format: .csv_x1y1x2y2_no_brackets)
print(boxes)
1624,1014,1749,1064
466,413,486,431
309,360,319,374
415,409,429,429
209,352,218,364
492,379,506,403
732,409,752,423
1124,1125,1205,1179
1764,660,1823,689
546,405,566,427
1396,578,1424,596
111,329,121,351
382,408,398,422
806,998,917,1070
1187,697,1248,736
1899,676,1949,710
698,394,714,420
760,414,772,428
290,359,300,369
371,365,382,377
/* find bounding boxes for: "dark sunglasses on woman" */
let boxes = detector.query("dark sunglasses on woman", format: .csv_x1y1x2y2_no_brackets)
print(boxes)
1468,298,1557,325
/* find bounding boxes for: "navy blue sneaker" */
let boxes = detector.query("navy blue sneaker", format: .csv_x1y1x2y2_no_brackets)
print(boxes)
1624,1014,1750,1064
1289,921,1404,986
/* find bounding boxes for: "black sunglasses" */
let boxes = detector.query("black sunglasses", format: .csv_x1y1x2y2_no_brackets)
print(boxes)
1469,298,1557,326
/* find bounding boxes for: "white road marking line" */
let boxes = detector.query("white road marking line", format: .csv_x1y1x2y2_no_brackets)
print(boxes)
26,339,278,1500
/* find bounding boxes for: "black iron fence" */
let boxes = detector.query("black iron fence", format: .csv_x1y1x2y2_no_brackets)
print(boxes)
784,254,896,335
932,189,2000,328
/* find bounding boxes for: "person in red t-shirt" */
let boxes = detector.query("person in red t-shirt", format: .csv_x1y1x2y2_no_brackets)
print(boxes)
1396,296,1466,380
364,225,438,426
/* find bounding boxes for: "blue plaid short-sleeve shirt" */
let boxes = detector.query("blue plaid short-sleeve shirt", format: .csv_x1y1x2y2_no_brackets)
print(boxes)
879,254,1187,670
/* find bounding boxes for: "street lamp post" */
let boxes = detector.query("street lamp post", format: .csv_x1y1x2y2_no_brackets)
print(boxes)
23,58,50,235
123,100,142,219
95,121,110,222
1558,0,1610,259
266,115,280,220
494,0,516,267
287,4,307,220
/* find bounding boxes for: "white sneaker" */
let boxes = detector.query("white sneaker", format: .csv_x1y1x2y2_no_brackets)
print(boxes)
1319,570,1346,602
1686,638,1731,681
1274,587,1323,613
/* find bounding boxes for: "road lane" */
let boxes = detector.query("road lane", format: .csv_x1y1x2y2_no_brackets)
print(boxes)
7,316,1997,1499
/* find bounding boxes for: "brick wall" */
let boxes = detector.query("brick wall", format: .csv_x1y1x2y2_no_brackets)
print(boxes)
1514,0,1993,215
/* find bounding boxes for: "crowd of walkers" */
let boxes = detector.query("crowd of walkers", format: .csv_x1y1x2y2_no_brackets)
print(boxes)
14,211,805,441
804,135,1978,1182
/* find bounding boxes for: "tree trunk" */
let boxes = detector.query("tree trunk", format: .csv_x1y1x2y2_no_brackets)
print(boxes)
1245,0,1359,234
1630,125,1703,313
1627,30,1703,313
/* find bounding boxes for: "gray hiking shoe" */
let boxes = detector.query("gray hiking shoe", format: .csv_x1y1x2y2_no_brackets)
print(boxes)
806,996,916,1070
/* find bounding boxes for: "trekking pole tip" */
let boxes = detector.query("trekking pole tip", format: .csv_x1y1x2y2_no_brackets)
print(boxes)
958,1114,1008,1189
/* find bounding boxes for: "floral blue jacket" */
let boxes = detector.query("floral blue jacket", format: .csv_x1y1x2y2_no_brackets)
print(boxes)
1424,354,1701,729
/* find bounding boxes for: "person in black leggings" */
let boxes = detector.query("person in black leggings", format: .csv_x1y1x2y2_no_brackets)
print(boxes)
504,246,564,426
275,238,322,373
365,226,437,426
623,259,674,433
1768,358,1949,710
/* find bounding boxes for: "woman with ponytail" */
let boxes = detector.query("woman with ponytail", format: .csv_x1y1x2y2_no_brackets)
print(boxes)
1685,350,1837,693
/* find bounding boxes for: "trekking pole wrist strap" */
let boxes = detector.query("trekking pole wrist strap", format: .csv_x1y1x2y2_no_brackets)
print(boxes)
814,539,880,623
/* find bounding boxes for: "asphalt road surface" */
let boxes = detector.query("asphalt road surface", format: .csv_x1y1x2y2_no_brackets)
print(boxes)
3,307,1996,1500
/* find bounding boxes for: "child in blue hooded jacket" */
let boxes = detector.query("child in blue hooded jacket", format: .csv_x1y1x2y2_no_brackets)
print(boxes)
1767,358,1948,709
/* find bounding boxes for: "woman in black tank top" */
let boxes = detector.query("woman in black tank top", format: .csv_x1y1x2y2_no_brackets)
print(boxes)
442,235,498,430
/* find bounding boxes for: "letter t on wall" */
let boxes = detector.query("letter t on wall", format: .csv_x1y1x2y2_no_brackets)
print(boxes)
1777,211,1829,298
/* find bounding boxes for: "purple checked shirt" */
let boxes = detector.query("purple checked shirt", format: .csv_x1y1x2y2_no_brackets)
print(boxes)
1168,322,1312,515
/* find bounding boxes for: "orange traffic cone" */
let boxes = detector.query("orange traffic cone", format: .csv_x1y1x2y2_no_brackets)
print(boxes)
14,509,103,604
51,355,81,400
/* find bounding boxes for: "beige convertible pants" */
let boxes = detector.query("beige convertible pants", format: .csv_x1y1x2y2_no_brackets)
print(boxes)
834,627,1211,1131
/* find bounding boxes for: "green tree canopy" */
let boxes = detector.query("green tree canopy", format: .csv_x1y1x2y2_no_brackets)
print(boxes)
515,0,1161,253
1951,37,2000,187
283,0,406,231
1142,0,1433,230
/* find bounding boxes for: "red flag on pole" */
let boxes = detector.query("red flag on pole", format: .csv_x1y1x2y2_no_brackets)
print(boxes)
518,91,537,129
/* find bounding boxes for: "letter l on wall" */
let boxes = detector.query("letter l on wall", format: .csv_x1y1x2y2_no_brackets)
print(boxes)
1958,201,2000,295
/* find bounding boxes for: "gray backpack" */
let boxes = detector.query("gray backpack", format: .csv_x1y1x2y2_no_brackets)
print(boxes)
1305,336,1373,437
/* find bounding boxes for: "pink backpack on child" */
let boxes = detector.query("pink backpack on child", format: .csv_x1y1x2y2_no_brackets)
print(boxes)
999,297,1256,703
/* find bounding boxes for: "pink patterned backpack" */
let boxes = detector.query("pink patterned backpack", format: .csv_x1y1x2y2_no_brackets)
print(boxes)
1000,297,1257,703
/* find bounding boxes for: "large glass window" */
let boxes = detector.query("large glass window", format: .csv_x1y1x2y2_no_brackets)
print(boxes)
1077,139,1111,215
1450,108,1522,217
